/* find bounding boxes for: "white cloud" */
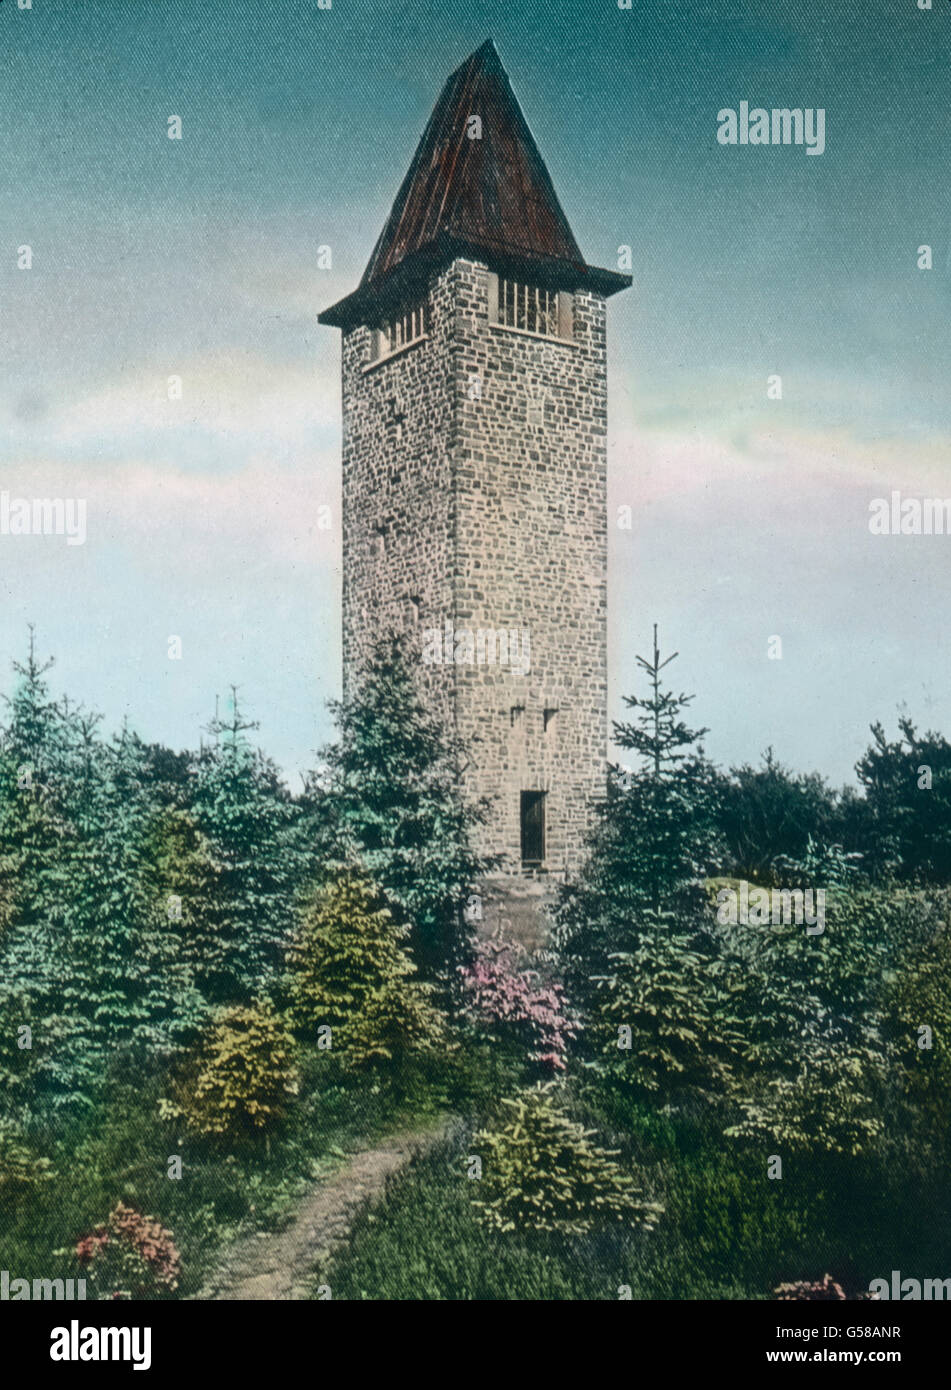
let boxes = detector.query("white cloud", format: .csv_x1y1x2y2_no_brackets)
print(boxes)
37,351,337,459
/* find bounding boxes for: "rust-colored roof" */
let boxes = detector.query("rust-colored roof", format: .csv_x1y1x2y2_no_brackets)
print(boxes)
321,40,630,328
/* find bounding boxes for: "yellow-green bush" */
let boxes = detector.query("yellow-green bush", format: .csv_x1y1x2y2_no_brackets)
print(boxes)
285,876,449,1068
885,921,951,1137
160,998,299,1140
471,1083,663,1237
0,1117,54,1201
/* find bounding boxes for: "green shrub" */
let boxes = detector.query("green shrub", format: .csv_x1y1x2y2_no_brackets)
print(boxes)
471,1083,662,1238
725,1045,884,1157
285,876,449,1069
0,1117,54,1203
589,934,741,1110
161,998,299,1141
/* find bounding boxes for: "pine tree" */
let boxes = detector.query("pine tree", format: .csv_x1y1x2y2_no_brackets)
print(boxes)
0,639,206,1112
191,688,303,1001
0,636,89,1108
611,624,721,915
553,627,723,999
285,874,449,1069
78,725,205,1057
0,629,70,947
615,624,707,777
471,1083,663,1237
549,630,738,1109
590,935,741,1109
305,634,493,971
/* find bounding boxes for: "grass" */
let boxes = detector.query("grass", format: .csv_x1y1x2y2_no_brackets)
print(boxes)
0,1044,463,1296
7,1042,950,1302
317,1081,951,1301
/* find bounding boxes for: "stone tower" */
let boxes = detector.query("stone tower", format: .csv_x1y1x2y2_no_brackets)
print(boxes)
319,40,630,920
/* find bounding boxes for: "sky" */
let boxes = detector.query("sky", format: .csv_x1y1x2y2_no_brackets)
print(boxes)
1,0,949,790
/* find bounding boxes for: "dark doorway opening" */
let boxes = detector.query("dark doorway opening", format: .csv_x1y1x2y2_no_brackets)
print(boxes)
520,790,546,866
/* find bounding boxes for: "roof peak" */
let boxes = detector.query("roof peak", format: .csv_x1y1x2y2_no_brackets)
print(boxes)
320,43,630,328
468,38,500,63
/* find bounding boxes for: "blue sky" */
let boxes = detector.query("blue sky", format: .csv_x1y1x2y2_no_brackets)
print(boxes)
1,0,949,787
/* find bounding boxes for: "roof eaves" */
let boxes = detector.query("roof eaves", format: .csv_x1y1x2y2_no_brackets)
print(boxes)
318,238,631,330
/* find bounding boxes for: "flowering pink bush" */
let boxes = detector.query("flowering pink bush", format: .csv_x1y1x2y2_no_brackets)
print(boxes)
75,1202,181,1299
774,1273,847,1300
459,937,579,1070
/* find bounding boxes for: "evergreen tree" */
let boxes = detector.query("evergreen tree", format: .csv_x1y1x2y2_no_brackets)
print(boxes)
717,748,841,882
305,634,492,971
854,717,951,883
0,638,207,1113
0,639,94,1109
76,725,205,1058
0,629,71,949
285,874,449,1070
160,997,299,1143
616,624,707,777
590,934,741,1110
553,627,722,1002
717,861,894,1157
191,689,303,1002
471,1083,663,1237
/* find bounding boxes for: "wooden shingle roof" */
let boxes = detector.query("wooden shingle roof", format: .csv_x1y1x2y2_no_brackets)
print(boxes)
320,40,630,328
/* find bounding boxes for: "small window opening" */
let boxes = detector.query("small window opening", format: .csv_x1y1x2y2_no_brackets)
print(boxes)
543,707,558,732
510,704,525,727
498,278,563,337
386,398,406,438
520,791,546,866
371,300,429,363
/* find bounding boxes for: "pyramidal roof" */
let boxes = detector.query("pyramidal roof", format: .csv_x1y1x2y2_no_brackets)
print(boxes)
320,41,630,328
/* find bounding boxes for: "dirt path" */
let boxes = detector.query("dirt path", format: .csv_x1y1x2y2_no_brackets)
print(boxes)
195,1121,448,1300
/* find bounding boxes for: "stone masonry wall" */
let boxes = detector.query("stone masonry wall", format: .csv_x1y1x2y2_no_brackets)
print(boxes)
450,260,608,875
340,258,608,878
340,266,458,730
